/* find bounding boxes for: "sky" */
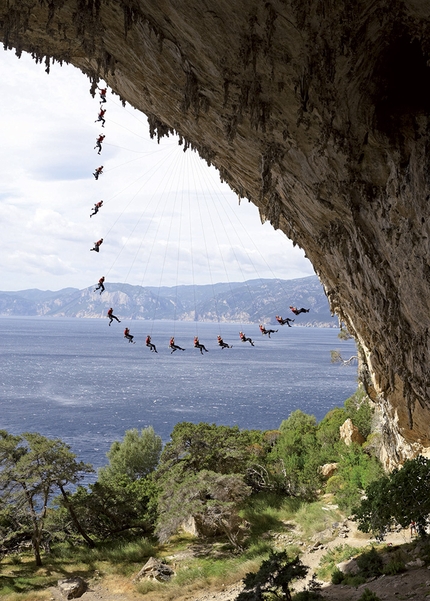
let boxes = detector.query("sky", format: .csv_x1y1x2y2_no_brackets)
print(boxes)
0,49,315,292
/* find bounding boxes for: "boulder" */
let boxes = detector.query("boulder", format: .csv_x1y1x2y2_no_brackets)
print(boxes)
58,577,87,599
336,559,359,575
340,419,365,446
319,463,338,479
133,557,175,582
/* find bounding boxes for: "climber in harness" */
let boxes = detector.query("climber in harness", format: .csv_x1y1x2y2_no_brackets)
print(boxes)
94,134,105,154
290,306,310,315
107,308,121,325
90,200,103,217
194,336,209,355
259,324,278,338
276,315,294,327
217,335,232,349
90,238,103,252
146,335,158,353
239,331,254,346
95,107,106,127
124,327,135,343
93,165,104,180
169,336,185,354
98,86,107,103
94,276,105,294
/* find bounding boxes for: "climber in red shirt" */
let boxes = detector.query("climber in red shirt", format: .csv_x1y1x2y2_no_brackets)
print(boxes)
94,134,105,154
94,276,105,294
259,324,278,338
124,327,135,343
169,337,185,354
194,336,208,355
290,306,310,315
107,308,121,325
90,200,103,218
217,335,232,349
275,315,294,327
146,335,158,353
90,238,103,252
239,331,254,346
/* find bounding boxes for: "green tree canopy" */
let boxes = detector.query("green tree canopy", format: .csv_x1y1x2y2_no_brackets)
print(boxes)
0,430,93,565
354,456,430,537
156,469,251,548
99,426,162,483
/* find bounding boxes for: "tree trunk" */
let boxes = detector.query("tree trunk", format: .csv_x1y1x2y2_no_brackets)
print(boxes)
59,485,96,548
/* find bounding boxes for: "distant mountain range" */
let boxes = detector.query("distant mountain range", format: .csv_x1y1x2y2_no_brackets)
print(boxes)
0,275,339,327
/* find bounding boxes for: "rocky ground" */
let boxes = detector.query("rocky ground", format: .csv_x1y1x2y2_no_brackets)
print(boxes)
48,524,430,601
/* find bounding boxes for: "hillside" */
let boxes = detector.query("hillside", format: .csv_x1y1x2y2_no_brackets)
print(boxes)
0,276,338,327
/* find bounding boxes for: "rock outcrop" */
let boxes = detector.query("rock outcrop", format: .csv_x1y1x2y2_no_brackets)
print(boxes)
1,0,430,466
339,419,365,446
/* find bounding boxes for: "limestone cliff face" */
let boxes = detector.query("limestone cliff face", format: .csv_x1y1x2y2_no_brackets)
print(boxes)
1,0,430,466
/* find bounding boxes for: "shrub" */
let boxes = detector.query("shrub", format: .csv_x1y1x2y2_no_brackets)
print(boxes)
357,588,381,601
356,547,383,578
382,559,405,575
331,568,344,584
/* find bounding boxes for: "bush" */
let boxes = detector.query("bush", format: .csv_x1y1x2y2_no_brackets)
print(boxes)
331,568,344,584
357,588,381,601
382,559,405,575
356,547,383,578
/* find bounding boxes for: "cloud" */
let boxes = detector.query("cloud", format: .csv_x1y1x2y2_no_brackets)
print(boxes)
0,48,314,292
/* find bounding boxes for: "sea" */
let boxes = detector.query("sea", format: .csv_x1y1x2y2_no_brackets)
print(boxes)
0,317,358,471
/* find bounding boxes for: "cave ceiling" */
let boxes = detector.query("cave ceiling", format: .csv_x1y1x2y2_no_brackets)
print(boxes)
1,0,430,464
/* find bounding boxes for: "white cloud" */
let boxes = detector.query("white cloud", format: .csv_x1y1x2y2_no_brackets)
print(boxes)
0,48,315,292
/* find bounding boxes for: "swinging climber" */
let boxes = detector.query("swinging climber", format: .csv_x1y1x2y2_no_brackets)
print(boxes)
217,335,232,349
239,331,254,346
276,315,294,327
259,324,278,338
194,336,209,354
97,86,107,103
94,276,105,294
146,335,158,353
94,134,105,154
90,238,103,252
290,306,310,315
93,166,104,180
124,327,135,343
169,337,185,353
107,308,121,325
95,107,106,127
90,200,103,217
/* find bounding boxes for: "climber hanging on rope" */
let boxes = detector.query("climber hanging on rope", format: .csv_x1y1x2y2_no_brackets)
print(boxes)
146,335,158,353
93,166,104,180
90,200,103,218
239,331,254,346
107,308,121,326
90,238,103,252
276,315,294,327
95,107,106,127
94,276,105,294
124,327,135,343
217,335,232,349
259,324,278,338
169,336,185,353
97,86,107,103
194,336,209,355
94,134,105,154
290,306,310,315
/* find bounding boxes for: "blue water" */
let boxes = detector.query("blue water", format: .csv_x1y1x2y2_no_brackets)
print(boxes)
0,317,357,470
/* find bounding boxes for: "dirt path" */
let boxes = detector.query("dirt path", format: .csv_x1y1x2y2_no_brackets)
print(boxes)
49,525,430,601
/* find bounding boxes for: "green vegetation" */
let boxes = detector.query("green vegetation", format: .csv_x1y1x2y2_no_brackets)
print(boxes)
0,386,389,600
236,550,308,601
354,456,430,538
